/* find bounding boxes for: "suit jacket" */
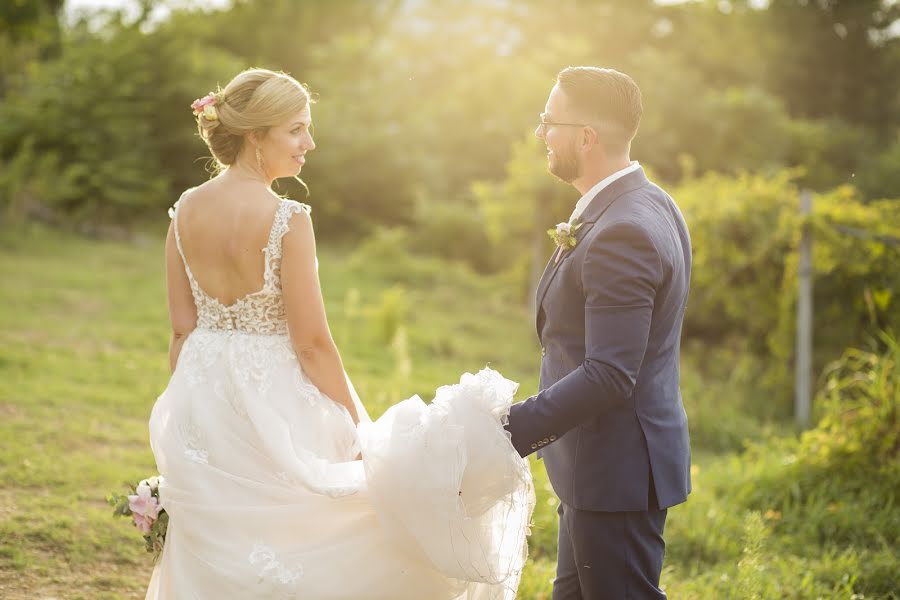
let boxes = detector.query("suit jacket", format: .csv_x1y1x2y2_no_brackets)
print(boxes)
506,167,692,512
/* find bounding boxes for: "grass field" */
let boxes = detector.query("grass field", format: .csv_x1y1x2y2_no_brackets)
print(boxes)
2,225,895,599
0,223,562,599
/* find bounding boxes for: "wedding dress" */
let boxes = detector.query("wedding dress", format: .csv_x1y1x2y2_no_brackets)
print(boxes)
145,192,534,599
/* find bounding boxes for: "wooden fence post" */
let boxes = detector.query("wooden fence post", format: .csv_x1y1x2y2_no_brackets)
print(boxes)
795,189,813,428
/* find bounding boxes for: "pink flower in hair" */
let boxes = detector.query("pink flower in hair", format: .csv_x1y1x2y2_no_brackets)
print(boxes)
191,91,224,120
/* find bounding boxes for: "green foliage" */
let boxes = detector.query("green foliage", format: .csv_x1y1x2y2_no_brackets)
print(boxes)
858,129,900,201
0,15,243,226
677,169,800,351
0,0,62,101
731,335,899,596
654,350,899,598
1,226,898,598
663,338,899,597
735,511,771,600
368,286,409,344
798,333,899,489
2,0,897,229
471,134,574,298
783,117,870,191
679,342,784,452
675,170,900,411
407,198,498,272
762,0,900,131
633,44,794,179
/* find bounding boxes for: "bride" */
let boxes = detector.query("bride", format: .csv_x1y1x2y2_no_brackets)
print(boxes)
144,68,533,599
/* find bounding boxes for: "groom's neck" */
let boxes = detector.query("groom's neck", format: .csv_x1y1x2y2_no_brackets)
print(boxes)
573,155,632,196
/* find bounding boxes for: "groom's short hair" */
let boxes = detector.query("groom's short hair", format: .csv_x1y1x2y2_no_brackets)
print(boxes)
556,66,642,154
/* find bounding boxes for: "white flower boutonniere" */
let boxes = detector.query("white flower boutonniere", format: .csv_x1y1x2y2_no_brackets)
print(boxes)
548,220,583,264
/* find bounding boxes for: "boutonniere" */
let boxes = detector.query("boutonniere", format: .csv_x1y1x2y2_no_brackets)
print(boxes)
547,220,583,264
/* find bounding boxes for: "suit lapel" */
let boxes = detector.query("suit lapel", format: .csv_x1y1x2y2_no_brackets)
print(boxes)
533,168,650,339
533,247,560,323
533,223,594,334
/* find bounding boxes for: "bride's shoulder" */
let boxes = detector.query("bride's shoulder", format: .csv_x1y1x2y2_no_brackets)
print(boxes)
167,186,200,219
281,198,312,216
279,200,313,236
278,200,315,248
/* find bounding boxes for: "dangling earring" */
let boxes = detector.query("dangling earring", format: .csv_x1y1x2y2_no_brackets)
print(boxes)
255,146,264,172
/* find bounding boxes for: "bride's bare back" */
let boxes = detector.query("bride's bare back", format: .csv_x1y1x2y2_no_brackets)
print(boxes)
174,178,282,306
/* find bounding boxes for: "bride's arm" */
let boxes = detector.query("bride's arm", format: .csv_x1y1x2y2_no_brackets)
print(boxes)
281,210,360,425
165,221,197,372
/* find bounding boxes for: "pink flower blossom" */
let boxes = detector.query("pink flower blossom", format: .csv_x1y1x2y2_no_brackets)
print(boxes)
191,93,218,114
128,482,161,521
132,511,153,535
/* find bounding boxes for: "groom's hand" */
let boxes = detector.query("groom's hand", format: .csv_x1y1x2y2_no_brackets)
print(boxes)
505,401,539,458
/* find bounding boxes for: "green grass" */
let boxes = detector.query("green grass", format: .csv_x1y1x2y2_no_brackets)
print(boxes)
1,224,896,599
0,223,555,598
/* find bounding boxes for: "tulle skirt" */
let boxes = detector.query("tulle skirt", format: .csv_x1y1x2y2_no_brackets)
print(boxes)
146,329,533,599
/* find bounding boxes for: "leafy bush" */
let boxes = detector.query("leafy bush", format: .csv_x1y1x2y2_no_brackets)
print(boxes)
858,129,900,202
408,198,498,273
0,15,241,226
679,341,783,451
665,334,899,598
784,117,870,192
676,170,900,409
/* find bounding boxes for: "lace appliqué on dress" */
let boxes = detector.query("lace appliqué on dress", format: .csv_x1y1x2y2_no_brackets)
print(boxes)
180,422,209,465
178,329,224,388
231,335,297,396
249,542,303,599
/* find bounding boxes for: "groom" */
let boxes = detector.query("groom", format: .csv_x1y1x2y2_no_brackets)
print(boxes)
506,67,692,599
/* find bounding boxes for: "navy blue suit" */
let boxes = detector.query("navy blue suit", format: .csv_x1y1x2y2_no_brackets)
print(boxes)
506,168,692,599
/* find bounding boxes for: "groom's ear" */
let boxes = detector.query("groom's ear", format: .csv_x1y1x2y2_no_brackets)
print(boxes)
581,125,599,154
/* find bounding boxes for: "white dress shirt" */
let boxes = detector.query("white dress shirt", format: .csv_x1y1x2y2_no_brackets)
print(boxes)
568,161,641,223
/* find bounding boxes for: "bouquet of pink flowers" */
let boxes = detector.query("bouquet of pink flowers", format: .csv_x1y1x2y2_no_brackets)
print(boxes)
107,476,168,560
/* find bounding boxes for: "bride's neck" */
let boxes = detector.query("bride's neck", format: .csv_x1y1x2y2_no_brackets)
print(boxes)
222,162,272,189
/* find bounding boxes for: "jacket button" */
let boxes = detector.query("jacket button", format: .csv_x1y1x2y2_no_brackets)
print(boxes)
543,437,550,444
530,443,538,450
549,435,557,441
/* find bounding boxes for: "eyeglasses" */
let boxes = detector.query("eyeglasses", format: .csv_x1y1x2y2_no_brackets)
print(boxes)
536,118,589,136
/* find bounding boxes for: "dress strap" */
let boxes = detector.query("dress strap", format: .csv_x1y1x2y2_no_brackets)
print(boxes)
262,200,311,288
169,188,198,287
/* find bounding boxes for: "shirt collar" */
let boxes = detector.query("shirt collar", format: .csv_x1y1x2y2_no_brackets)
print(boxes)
569,161,641,223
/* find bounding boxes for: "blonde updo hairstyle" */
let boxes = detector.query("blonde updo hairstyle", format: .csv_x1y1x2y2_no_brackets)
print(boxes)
195,68,312,173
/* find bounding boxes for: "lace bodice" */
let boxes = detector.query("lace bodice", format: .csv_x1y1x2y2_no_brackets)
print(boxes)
170,189,310,336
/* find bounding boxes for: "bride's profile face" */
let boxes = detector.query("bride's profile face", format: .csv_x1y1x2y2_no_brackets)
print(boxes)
258,104,315,178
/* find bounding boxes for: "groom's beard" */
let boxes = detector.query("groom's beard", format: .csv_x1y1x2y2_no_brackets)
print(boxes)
548,142,581,183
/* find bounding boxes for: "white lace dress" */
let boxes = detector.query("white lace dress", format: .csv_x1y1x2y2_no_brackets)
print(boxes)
145,192,534,599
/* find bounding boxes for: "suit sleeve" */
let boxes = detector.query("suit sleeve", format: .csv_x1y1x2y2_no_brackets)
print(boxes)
506,220,662,457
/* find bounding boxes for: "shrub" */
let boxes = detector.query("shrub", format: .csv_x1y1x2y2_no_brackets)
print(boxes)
675,170,900,409
0,16,241,227
666,334,899,598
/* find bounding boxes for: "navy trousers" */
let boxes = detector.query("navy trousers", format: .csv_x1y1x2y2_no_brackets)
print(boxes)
552,484,667,599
